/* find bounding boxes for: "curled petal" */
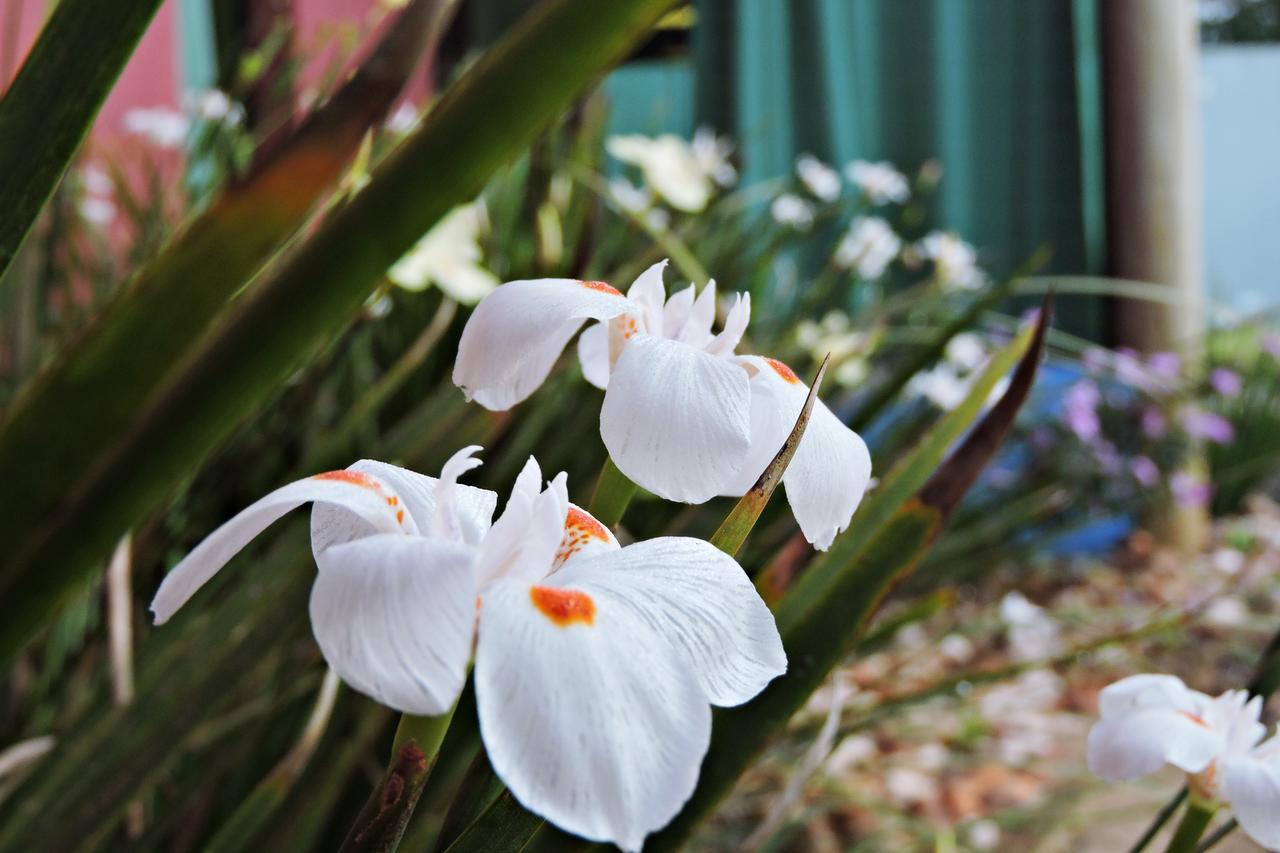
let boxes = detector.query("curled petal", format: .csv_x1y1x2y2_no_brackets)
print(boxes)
1087,707,1223,781
453,279,630,410
311,458,497,554
152,470,408,623
476,577,710,852
729,356,872,549
662,283,696,340
555,537,785,706
312,535,476,714
601,334,751,504
1223,754,1280,849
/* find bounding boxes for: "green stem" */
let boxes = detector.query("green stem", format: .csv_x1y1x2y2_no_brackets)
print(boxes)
339,708,457,853
1164,799,1217,853
587,456,638,529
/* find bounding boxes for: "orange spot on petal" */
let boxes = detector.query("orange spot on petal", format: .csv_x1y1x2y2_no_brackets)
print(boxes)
765,357,801,384
1179,710,1210,728
313,470,382,489
580,280,622,296
530,586,596,627
555,507,611,565
396,509,405,524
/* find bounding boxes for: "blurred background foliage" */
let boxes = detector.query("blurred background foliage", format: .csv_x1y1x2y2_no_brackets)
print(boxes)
1,0,1279,851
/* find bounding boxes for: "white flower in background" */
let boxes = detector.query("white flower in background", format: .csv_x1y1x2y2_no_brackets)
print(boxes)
607,130,734,213
79,197,117,226
78,165,116,227
123,107,190,148
81,165,113,197
833,216,901,280
152,447,785,852
999,591,1061,661
1088,673,1280,850
385,102,419,134
796,154,841,202
607,177,652,215
387,201,499,305
918,231,983,290
907,364,968,411
453,261,873,549
945,333,988,373
770,193,815,230
690,125,738,187
845,159,910,205
182,89,245,126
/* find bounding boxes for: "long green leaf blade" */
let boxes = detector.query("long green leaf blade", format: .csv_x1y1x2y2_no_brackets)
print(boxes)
0,0,163,279
0,0,455,601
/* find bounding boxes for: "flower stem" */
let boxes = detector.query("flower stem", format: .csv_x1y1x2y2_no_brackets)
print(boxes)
338,707,457,853
588,456,638,529
1163,799,1217,853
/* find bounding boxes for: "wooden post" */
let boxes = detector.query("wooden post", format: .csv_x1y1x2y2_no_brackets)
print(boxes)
1103,0,1207,549
1103,0,1203,352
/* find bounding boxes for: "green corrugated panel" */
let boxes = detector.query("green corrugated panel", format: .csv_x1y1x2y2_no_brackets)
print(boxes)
177,0,217,91
692,0,1107,338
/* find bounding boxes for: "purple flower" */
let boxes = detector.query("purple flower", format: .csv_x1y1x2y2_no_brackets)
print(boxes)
1083,347,1110,375
1263,333,1280,359
1147,351,1182,379
1130,455,1160,486
1063,380,1102,441
1183,408,1236,445
1142,406,1168,439
1210,368,1243,399
1093,439,1123,475
1171,471,1212,508
1114,349,1152,390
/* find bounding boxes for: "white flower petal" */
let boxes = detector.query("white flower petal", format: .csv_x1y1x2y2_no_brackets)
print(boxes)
152,470,408,623
681,281,717,348
1224,754,1280,849
434,262,499,305
1087,707,1223,781
453,279,631,410
705,292,750,357
554,537,785,705
729,356,871,550
600,334,751,504
311,534,476,714
477,458,569,586
577,322,611,390
626,260,668,335
551,504,620,573
310,458,497,554
662,283,696,339
475,577,711,852
1097,673,1202,717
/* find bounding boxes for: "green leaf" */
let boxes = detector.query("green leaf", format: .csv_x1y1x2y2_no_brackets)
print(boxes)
644,298,1052,850
0,0,678,667
0,0,164,279
710,356,827,556
0,523,314,851
0,0,456,655
772,301,1048,636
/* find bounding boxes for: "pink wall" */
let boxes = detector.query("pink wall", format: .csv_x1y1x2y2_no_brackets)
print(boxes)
2,0,180,140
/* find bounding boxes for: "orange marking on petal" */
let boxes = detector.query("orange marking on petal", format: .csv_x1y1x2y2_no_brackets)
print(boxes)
555,507,611,565
396,509,405,525
765,357,801,384
580,280,622,296
313,470,382,489
387,495,399,506
530,586,596,627
1179,710,1210,728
